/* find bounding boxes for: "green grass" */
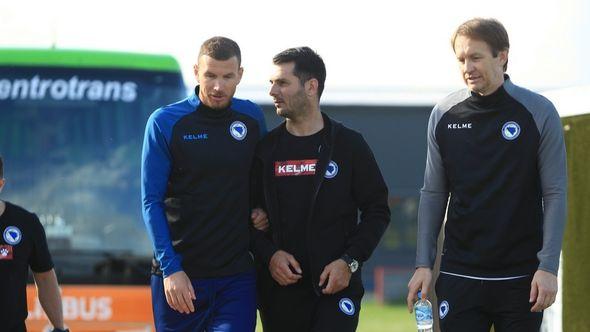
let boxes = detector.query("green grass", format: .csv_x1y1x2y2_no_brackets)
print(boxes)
562,114,590,331
357,301,416,332
255,301,415,331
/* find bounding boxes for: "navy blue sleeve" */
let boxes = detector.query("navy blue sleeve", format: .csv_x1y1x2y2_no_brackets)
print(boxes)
253,103,268,137
233,99,268,138
141,109,183,277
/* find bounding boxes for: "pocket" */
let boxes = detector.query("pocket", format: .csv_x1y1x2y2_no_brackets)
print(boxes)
506,275,533,290
164,197,183,223
435,273,446,297
348,273,365,298
163,196,204,239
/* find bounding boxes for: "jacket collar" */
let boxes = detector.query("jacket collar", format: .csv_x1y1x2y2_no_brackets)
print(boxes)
263,112,341,153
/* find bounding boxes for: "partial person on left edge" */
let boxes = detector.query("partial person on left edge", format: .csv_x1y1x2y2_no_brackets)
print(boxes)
0,156,69,332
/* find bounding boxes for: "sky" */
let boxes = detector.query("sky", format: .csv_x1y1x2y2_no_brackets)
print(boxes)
1,0,588,104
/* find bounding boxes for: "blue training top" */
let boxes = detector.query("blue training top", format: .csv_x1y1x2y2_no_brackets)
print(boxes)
141,86,267,278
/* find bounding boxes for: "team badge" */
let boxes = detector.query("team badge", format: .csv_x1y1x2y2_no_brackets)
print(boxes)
439,300,450,319
339,298,355,316
324,160,339,179
0,245,13,260
229,121,247,140
501,121,520,140
3,226,22,245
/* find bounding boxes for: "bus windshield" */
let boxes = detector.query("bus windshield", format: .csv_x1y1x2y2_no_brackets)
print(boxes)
1,62,186,283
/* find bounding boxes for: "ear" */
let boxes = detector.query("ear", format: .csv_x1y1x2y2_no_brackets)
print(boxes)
306,78,319,97
498,49,508,68
0,178,5,193
237,67,244,84
193,64,200,83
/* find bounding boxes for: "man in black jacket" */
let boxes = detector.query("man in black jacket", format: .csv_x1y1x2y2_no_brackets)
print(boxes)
251,47,390,332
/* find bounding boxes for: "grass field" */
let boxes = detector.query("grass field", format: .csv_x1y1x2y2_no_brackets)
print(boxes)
256,301,416,331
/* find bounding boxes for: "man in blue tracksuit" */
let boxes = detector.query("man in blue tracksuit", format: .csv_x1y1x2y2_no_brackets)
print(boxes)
141,37,267,332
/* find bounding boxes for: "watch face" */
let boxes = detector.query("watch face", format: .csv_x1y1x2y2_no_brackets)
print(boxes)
350,260,359,273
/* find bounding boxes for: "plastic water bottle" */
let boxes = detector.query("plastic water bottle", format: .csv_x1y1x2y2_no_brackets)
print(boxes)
414,291,433,331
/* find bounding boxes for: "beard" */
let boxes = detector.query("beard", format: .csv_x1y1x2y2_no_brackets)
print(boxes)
277,107,295,119
205,96,231,110
276,90,308,119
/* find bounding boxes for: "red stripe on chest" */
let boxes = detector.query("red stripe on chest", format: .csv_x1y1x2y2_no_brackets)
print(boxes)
274,159,318,176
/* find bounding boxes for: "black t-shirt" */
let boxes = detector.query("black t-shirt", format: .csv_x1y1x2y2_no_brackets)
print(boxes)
273,128,324,277
0,201,53,330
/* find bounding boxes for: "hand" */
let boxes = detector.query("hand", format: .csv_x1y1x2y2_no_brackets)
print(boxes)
251,208,269,231
530,270,558,312
269,250,302,285
163,271,196,314
406,267,433,313
319,259,352,294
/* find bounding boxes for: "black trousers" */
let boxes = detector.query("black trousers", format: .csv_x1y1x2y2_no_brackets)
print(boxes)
435,273,543,332
257,274,364,332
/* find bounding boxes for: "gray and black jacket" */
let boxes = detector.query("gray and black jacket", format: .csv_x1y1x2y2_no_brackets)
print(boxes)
416,76,567,277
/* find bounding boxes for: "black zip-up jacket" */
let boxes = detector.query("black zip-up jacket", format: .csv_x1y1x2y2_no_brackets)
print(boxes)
416,77,567,277
251,113,390,294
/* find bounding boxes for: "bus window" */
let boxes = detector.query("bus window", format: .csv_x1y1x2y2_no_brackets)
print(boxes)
0,49,186,332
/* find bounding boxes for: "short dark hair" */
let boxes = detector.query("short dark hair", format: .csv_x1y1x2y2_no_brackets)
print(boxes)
199,36,242,66
273,47,326,99
0,156,3,178
452,18,510,71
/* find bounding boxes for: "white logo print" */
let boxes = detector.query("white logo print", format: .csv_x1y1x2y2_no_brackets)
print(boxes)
502,121,520,140
3,226,22,245
447,123,472,130
339,298,355,316
229,121,247,140
439,300,450,319
324,160,339,179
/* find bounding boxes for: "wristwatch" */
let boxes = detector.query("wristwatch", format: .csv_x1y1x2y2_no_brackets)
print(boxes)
51,328,70,332
341,254,359,273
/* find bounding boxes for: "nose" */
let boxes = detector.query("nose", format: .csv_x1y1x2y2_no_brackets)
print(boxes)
213,79,223,91
464,59,475,73
269,83,278,97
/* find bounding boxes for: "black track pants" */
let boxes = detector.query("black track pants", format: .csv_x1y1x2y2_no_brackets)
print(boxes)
435,273,543,332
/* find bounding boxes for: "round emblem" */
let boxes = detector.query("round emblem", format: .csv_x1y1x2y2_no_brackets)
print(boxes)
324,160,339,179
439,300,450,319
229,121,248,140
3,226,22,245
501,121,520,140
339,298,355,316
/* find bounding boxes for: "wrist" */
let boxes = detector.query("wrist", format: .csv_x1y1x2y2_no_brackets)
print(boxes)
340,254,359,273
